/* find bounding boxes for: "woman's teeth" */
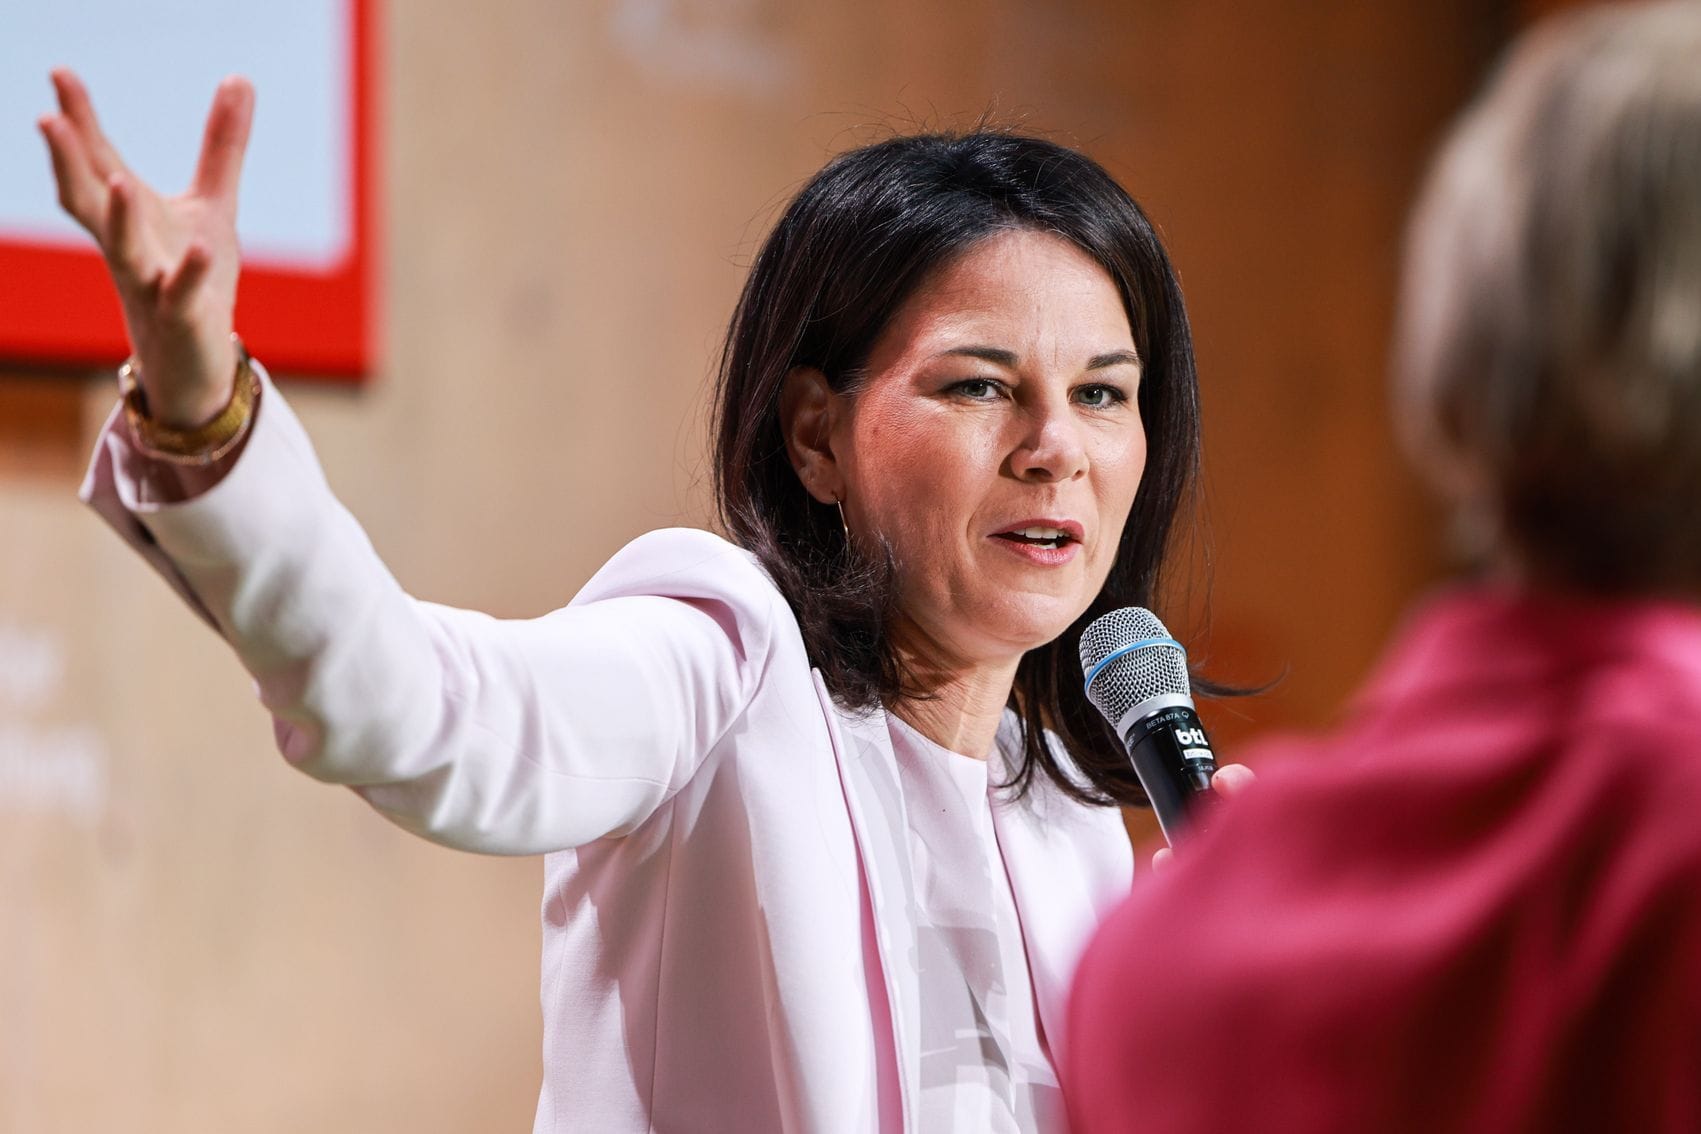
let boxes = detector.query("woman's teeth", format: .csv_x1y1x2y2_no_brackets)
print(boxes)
1001,527,1071,548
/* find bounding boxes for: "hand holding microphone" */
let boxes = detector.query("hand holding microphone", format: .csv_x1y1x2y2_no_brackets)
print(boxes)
1079,606,1253,849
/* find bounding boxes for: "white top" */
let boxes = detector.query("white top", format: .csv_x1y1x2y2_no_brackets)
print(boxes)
888,714,1065,1133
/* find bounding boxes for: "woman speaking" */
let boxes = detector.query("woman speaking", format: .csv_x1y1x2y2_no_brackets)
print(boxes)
39,71,1239,1132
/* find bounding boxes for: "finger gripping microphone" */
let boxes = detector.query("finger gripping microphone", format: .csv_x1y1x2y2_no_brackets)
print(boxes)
1079,607,1218,845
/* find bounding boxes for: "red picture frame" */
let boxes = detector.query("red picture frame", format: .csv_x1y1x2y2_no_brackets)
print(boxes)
0,0,379,380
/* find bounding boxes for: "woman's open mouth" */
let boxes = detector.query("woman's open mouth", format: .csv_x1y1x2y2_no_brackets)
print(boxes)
989,520,1085,564
993,525,1077,550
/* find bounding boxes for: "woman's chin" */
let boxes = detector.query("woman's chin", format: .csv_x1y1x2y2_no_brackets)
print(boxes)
898,580,1096,666
967,597,1093,659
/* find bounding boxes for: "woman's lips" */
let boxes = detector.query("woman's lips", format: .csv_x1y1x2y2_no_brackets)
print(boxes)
989,520,1085,566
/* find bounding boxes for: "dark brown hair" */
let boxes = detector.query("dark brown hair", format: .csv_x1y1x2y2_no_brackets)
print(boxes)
1396,1,1701,594
712,130,1202,807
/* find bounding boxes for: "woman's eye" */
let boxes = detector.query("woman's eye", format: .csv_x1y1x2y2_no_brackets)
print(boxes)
1075,384,1127,408
952,378,1003,400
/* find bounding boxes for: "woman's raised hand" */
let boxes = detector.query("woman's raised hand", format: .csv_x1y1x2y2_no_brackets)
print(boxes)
38,69,255,429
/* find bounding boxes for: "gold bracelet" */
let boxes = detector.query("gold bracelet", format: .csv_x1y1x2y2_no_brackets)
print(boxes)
119,336,259,467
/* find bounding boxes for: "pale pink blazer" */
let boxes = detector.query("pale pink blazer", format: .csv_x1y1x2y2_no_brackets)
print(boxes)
82,369,1135,1133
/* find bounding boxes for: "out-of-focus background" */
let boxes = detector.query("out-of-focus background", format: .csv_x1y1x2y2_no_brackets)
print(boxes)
0,0,1602,1129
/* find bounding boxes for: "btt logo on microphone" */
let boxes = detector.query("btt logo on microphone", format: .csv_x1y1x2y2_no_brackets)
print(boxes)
1173,726,1210,748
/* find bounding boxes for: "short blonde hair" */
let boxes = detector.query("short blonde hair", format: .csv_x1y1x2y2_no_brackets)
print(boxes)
1395,0,1701,593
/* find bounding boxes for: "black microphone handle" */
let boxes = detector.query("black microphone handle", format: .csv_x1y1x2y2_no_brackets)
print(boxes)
1122,702,1218,846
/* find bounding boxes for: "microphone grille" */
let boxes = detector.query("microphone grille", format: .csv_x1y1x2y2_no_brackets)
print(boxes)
1078,606,1191,722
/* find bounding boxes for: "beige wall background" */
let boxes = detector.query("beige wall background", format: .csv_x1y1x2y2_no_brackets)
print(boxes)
3,1,1514,1129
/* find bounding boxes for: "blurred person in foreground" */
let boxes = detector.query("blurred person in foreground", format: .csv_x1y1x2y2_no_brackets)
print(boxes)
1065,3,1701,1132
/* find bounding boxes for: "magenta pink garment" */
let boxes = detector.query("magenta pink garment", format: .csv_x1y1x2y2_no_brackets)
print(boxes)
1065,586,1701,1134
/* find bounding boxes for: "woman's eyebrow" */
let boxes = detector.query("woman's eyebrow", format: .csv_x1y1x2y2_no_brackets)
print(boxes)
941,345,1019,366
939,345,1139,370
1087,349,1140,370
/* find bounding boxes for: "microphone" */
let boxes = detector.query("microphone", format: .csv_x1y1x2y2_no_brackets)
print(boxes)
1079,607,1219,845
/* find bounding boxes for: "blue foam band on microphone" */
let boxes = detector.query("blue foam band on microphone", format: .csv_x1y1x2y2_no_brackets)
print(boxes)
1082,637,1185,695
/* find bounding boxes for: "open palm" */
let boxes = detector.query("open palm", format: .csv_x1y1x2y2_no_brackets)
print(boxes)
38,68,254,427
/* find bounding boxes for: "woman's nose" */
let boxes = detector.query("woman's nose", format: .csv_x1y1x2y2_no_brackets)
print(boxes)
1011,402,1088,482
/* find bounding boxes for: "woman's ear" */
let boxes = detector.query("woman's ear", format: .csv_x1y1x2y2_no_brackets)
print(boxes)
779,367,843,504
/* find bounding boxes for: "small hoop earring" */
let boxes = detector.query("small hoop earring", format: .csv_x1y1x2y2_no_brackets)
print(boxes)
835,496,851,543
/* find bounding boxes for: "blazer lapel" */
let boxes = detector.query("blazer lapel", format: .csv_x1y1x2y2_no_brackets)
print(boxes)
813,672,922,1130
988,728,1126,1072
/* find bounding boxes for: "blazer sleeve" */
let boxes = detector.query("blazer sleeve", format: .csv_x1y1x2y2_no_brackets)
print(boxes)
80,367,780,855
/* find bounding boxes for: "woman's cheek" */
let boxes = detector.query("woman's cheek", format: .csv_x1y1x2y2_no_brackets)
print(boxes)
874,428,958,504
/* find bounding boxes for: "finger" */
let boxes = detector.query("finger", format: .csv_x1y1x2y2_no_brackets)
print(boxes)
1212,763,1257,797
104,173,147,279
50,68,128,178
191,76,255,203
38,114,107,229
159,240,213,318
